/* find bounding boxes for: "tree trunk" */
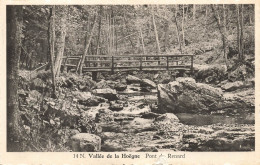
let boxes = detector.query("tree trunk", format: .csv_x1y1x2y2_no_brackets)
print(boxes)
151,5,160,54
139,27,146,54
54,6,67,77
204,5,208,34
48,6,56,98
182,4,185,46
211,5,228,67
164,22,169,52
112,10,115,55
193,4,196,20
236,4,241,59
96,6,102,55
106,13,110,54
240,4,244,59
174,5,182,53
223,4,227,34
123,6,135,50
78,14,97,75
7,5,23,151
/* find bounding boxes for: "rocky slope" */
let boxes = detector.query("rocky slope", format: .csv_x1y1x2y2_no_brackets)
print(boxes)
17,70,255,152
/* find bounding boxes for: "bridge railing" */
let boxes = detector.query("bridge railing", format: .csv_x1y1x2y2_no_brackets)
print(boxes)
62,54,194,73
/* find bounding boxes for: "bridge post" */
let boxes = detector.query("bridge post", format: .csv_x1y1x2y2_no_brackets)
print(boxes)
92,71,97,81
140,56,143,71
166,56,169,70
191,55,194,74
111,56,114,74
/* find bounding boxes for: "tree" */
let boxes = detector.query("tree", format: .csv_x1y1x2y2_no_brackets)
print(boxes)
78,11,97,75
151,5,161,54
48,6,57,97
96,6,103,55
240,4,244,59
173,5,182,53
54,6,68,77
139,26,146,54
7,5,23,151
193,4,196,20
211,5,228,66
182,4,185,46
236,4,244,60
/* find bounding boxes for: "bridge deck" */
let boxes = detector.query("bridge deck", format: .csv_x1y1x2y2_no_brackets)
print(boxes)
61,54,194,73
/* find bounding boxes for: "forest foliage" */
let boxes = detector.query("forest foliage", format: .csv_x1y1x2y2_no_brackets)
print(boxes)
20,4,254,70
7,4,255,151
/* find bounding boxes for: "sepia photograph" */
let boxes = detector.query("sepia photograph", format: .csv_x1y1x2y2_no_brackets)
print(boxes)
6,4,256,152
1,1,259,164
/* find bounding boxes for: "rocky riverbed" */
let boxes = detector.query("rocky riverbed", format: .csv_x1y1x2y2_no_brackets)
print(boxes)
18,70,255,152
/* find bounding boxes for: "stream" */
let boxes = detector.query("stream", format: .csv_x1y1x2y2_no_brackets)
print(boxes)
97,83,255,152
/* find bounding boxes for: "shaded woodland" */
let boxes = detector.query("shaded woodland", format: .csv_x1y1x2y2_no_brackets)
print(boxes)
7,5,255,152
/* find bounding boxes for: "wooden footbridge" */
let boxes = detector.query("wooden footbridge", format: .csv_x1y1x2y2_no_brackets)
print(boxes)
61,54,194,75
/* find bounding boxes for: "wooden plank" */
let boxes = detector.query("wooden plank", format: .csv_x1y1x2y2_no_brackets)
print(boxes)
83,67,111,70
75,54,193,58
82,67,190,72
64,64,77,67
85,60,111,63
114,66,140,69
62,56,81,59
66,57,81,60
113,60,140,63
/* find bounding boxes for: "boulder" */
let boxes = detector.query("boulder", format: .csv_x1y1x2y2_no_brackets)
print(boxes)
221,81,252,92
157,77,253,114
72,91,92,101
78,96,106,106
96,79,116,89
140,79,157,88
126,75,141,84
95,108,114,122
30,78,46,91
137,147,158,152
71,133,101,152
154,113,179,124
109,101,124,111
26,90,42,105
195,65,227,84
114,83,127,91
140,87,151,92
141,112,160,119
92,88,118,101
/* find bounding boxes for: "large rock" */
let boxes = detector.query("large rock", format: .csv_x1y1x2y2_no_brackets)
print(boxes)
72,91,92,101
78,96,107,106
195,65,227,84
154,113,179,124
26,90,42,105
157,77,253,114
30,78,46,91
114,83,127,91
92,88,118,101
126,75,141,84
71,133,101,152
109,100,124,111
140,79,157,88
221,81,252,92
95,109,114,122
96,79,116,89
137,147,158,152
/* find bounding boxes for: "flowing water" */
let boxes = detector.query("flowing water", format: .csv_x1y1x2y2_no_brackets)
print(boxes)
100,83,255,151
176,113,255,126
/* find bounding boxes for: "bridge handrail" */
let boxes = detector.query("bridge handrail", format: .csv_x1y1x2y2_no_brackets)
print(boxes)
62,54,194,73
62,54,194,59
